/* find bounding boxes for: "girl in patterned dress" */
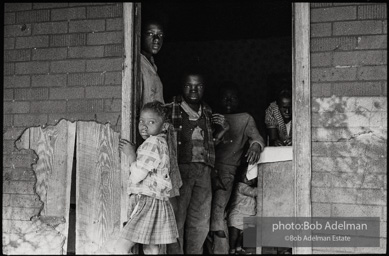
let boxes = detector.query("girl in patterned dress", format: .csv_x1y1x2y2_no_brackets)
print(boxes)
114,101,178,254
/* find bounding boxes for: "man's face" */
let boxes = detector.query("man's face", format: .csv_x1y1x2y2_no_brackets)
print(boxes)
278,97,292,123
220,89,239,114
141,22,164,56
182,74,205,105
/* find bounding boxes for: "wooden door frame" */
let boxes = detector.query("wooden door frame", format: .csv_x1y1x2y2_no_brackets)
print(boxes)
121,2,312,253
121,2,141,228
292,2,312,254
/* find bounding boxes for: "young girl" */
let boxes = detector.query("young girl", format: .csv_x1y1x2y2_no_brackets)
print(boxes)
115,101,179,254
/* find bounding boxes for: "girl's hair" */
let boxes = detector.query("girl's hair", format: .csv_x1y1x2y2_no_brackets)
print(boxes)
141,101,169,122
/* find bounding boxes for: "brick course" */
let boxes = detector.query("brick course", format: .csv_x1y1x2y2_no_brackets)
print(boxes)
68,46,105,59
33,22,68,35
311,6,357,23
4,76,31,88
69,19,105,33
16,35,49,49
51,7,86,21
32,74,67,87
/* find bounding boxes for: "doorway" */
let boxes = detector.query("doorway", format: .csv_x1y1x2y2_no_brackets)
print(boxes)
122,2,312,254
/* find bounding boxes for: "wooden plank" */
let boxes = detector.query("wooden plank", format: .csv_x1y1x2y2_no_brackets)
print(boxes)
121,2,135,229
76,121,121,254
262,161,294,217
256,161,294,252
15,119,76,254
293,2,312,254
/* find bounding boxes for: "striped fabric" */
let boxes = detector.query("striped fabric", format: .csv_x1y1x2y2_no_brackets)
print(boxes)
264,101,292,142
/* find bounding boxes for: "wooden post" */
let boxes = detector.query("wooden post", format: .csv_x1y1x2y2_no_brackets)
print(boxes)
121,2,135,229
292,2,312,254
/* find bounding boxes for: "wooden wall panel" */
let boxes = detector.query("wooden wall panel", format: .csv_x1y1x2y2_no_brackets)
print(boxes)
15,119,76,254
76,121,121,254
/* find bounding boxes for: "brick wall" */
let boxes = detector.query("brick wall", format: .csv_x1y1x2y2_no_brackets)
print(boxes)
3,2,123,239
310,3,387,254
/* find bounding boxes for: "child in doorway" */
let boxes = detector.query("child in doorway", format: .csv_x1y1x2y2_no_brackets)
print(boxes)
166,65,230,254
265,89,292,146
114,101,179,254
210,82,265,254
227,170,258,255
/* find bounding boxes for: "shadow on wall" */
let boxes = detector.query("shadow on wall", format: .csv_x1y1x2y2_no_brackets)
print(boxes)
312,95,387,206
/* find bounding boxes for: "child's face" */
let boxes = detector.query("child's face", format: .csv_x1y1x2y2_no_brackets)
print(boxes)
141,22,164,56
182,74,205,105
220,89,239,114
138,109,166,140
277,97,292,123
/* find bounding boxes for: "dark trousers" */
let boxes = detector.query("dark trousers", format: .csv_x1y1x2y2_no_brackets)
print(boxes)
167,163,212,254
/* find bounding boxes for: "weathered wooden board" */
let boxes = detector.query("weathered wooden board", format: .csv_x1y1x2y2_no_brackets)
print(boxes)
15,119,76,254
76,121,121,254
260,161,294,217
292,3,312,254
256,161,294,252
121,2,135,230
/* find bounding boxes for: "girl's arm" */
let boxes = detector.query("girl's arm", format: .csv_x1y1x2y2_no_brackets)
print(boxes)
129,137,162,184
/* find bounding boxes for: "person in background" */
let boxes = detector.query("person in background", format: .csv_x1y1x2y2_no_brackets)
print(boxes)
139,15,166,108
227,170,258,255
265,89,292,146
209,82,265,254
166,65,230,254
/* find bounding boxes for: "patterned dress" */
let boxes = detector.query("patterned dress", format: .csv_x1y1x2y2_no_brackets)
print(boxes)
120,134,178,244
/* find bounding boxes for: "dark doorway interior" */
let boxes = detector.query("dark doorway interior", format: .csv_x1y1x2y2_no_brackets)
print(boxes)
142,1,292,142
140,2,293,253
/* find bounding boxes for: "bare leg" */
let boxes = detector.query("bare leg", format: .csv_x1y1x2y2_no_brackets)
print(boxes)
237,230,243,249
143,244,159,255
114,238,136,254
228,227,240,252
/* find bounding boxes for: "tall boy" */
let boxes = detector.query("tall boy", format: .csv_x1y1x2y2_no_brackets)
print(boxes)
210,83,265,253
167,66,229,254
140,15,165,107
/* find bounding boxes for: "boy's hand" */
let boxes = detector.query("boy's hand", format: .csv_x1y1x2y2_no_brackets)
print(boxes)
212,113,230,131
119,139,136,162
245,143,261,165
273,139,285,146
284,138,292,146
